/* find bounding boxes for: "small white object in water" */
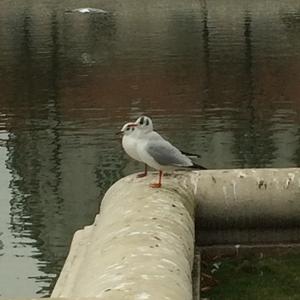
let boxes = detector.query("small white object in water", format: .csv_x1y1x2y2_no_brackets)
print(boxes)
71,8,108,14
136,292,151,300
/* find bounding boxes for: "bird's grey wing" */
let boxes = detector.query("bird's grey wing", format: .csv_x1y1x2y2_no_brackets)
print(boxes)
151,131,201,158
146,140,192,167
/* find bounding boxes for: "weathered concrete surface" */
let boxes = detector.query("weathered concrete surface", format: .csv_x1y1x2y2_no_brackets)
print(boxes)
190,168,300,244
191,168,300,228
52,168,300,298
52,174,196,299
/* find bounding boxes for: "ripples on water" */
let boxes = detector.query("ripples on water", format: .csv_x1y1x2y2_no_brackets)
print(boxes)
0,0,300,297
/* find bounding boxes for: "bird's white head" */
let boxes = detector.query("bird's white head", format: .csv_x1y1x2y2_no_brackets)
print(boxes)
118,122,137,136
135,116,153,133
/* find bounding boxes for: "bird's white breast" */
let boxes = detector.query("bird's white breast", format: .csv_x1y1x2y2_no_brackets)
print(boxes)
122,134,141,162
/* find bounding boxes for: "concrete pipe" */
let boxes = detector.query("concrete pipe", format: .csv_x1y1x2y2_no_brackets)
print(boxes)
52,168,300,298
52,174,196,300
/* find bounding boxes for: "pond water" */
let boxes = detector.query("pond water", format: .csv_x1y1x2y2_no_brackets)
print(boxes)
0,0,300,297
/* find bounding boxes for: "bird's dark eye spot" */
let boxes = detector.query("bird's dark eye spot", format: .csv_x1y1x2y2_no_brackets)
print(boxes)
145,119,149,126
131,127,135,131
126,127,130,131
139,117,144,125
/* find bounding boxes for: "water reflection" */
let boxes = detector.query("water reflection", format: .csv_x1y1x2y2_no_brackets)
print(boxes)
0,0,300,297
230,10,277,167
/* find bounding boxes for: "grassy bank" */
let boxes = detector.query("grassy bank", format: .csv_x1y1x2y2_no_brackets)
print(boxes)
202,253,300,300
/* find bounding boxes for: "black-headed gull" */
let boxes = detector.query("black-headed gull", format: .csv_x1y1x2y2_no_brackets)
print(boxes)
118,117,203,179
135,116,206,188
134,116,202,158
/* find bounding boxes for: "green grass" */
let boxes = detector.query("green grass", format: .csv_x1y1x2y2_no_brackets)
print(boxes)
203,254,300,300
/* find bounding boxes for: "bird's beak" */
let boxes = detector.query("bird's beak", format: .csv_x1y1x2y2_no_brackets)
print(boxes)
116,123,137,135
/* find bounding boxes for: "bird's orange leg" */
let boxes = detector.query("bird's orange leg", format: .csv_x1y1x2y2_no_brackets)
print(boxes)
150,170,162,188
137,164,148,178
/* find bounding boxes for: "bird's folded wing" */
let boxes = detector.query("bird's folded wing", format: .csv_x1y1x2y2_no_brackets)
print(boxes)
146,141,192,167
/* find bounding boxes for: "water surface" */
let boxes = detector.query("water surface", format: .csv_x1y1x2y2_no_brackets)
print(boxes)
0,0,300,297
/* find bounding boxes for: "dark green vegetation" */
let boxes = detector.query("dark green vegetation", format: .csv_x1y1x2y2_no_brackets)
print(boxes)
202,254,300,300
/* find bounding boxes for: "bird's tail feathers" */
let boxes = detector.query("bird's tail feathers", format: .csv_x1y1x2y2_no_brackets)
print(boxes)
181,150,201,158
189,163,207,170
